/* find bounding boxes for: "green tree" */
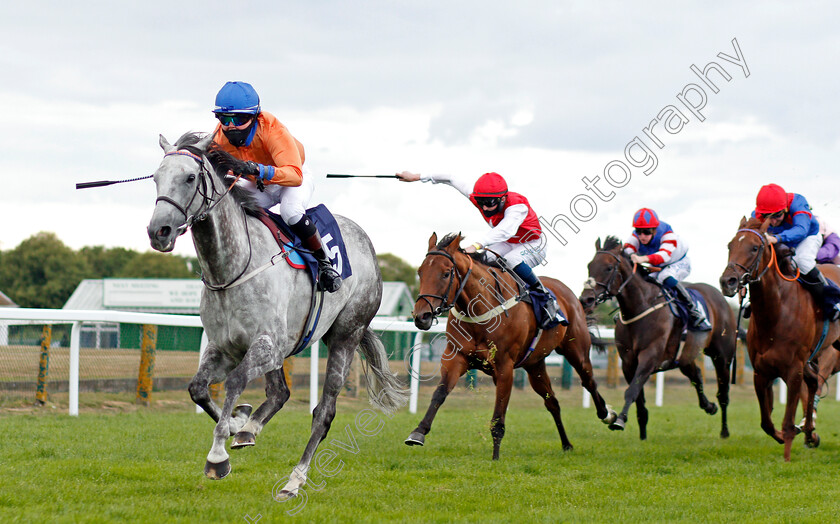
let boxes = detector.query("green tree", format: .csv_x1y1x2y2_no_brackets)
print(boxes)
0,232,91,308
377,253,418,295
79,246,138,278
119,252,197,278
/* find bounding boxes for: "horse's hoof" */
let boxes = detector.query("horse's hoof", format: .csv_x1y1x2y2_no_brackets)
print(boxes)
793,425,803,436
231,431,256,449
601,406,618,425
275,489,297,501
562,443,574,452
204,458,231,480
405,431,425,446
609,418,626,431
232,404,253,418
705,403,718,416
720,428,730,439
805,433,821,449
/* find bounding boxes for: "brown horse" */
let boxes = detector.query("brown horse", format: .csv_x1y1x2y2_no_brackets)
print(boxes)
579,236,736,440
719,216,840,460
405,233,617,460
799,346,840,434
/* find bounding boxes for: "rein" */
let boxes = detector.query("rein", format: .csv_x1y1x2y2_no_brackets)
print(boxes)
583,250,638,305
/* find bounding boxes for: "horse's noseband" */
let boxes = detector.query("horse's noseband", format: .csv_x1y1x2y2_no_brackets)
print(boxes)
726,228,770,288
416,250,473,318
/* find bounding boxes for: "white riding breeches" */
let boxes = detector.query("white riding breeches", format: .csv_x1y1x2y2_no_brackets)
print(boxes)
654,256,691,285
792,233,822,274
237,171,314,226
484,237,546,268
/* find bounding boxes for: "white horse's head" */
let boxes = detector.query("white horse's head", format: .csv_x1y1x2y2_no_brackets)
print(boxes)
147,133,215,252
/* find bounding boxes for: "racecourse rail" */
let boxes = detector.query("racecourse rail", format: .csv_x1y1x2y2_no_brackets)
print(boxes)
1,308,831,416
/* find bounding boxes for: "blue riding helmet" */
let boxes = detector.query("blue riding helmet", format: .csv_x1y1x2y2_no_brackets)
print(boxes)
213,81,261,114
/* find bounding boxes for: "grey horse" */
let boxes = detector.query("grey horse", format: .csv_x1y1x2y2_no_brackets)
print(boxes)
147,132,407,499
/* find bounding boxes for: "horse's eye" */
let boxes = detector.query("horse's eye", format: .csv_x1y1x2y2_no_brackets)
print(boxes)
186,173,196,183
442,271,451,279
751,245,759,252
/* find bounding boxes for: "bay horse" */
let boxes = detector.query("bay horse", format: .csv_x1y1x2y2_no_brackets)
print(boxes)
147,132,407,497
579,236,736,440
405,233,616,460
719,216,840,460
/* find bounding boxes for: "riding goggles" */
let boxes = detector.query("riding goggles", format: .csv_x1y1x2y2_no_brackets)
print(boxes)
216,113,254,127
634,228,655,236
760,210,785,221
475,197,502,208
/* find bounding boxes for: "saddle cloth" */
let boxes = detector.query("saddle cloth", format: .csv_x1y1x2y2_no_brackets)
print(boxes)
664,287,709,329
255,204,353,283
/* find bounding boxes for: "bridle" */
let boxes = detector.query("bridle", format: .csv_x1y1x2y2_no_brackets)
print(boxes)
724,228,773,291
415,250,474,317
583,250,637,305
154,150,240,236
154,149,256,291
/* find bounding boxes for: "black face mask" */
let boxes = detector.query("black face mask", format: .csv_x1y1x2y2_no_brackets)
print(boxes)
222,120,255,147
481,205,501,218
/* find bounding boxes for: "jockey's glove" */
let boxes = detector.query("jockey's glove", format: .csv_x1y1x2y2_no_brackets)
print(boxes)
242,161,275,181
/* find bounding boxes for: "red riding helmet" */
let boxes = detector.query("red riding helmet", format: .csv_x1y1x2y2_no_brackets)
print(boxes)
632,208,660,229
755,183,788,216
471,172,508,198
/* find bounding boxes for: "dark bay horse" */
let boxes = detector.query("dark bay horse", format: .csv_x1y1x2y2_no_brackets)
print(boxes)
579,236,736,440
719,217,840,460
147,133,407,497
406,233,616,460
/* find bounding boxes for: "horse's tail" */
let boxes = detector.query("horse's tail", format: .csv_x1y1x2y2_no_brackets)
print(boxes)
357,328,410,415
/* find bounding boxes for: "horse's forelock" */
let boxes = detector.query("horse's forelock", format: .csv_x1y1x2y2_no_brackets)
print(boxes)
436,233,461,250
602,235,622,251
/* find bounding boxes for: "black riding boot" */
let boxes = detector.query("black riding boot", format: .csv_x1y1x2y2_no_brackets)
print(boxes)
801,268,840,321
673,282,711,331
289,216,342,293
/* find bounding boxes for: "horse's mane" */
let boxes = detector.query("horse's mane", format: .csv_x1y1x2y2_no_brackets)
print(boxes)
171,132,261,214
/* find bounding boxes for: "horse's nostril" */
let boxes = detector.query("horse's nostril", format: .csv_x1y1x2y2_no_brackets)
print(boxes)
158,226,171,239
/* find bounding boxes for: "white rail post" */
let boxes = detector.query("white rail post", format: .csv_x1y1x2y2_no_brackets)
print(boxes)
779,379,787,405
409,332,423,414
69,321,80,416
655,372,664,407
310,340,319,413
836,373,840,401
195,331,209,414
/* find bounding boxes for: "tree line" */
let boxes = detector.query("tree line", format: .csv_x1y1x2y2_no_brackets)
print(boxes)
0,232,419,309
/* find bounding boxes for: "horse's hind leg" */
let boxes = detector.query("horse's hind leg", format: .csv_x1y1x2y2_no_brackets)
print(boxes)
802,365,820,449
232,367,291,449
560,347,616,425
524,360,572,451
205,335,278,480
405,346,469,447
275,328,362,500
188,342,236,423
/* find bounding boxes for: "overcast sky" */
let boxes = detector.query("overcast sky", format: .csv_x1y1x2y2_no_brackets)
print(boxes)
2,1,839,300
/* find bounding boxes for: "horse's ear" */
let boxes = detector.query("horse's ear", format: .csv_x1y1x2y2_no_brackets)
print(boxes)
196,133,214,152
738,216,748,229
595,237,602,251
759,218,771,233
159,134,175,153
428,233,438,251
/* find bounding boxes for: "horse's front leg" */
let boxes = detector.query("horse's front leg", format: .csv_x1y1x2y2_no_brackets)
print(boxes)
753,373,783,444
610,349,658,435
560,344,616,425
405,347,469,446
780,370,804,462
490,360,515,460
205,335,278,479
232,367,291,449
188,341,236,422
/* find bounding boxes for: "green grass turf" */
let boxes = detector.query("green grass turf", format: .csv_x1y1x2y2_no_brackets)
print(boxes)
1,383,839,523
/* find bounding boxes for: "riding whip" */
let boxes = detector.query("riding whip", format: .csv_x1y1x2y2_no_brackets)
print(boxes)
76,175,153,190
326,174,399,179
